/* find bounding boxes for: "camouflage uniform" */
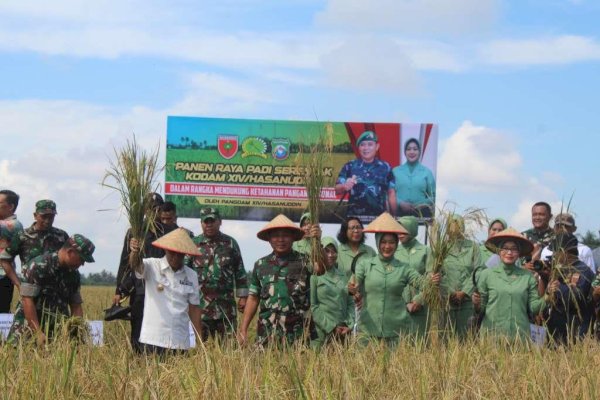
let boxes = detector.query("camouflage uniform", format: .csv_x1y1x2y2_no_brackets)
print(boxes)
8,252,83,342
0,223,69,276
522,227,554,249
248,250,311,346
184,232,248,339
0,214,24,312
336,158,395,222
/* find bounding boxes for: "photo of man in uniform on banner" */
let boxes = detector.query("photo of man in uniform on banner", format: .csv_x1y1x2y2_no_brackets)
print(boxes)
335,123,437,224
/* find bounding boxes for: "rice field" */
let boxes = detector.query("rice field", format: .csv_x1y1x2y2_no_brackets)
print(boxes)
1,285,600,399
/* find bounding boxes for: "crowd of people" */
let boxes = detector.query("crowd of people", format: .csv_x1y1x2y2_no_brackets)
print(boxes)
1,187,600,354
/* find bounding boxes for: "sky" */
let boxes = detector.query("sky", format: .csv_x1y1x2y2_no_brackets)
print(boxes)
1,0,599,274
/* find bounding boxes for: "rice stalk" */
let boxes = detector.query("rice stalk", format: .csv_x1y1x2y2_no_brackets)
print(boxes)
295,123,334,275
101,136,162,273
423,203,487,339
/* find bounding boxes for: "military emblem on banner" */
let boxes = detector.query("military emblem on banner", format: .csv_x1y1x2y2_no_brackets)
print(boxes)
271,138,291,161
217,135,239,159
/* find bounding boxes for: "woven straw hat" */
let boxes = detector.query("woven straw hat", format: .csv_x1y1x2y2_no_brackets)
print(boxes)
152,228,201,256
485,227,534,256
257,214,304,241
363,212,408,234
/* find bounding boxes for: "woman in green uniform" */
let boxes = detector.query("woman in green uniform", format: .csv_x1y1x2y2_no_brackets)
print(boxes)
395,216,430,338
473,228,546,340
438,215,483,339
349,213,439,346
336,216,376,279
479,218,507,266
310,237,353,349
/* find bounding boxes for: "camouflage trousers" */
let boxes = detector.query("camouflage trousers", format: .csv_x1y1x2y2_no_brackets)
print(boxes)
255,313,309,347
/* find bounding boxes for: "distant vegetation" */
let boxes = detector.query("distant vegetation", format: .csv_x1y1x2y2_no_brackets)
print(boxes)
81,270,116,286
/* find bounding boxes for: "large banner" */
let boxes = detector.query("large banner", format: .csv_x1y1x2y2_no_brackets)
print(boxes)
165,117,437,223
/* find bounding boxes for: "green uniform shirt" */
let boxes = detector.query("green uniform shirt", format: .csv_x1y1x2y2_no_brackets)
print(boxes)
437,239,482,304
292,238,312,256
478,262,545,339
337,242,376,280
310,266,354,347
355,255,422,338
392,162,436,207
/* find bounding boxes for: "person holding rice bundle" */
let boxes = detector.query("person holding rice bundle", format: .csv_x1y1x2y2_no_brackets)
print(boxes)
395,216,431,338
293,212,321,256
131,228,203,355
310,237,353,349
473,228,546,340
435,215,483,339
348,212,440,346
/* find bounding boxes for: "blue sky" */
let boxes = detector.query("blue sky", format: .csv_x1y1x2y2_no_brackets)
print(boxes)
1,0,599,274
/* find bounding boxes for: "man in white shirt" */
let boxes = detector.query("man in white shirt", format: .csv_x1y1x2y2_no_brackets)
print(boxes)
133,228,202,355
540,213,596,273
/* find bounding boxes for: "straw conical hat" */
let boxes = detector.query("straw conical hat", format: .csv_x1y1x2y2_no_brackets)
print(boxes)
257,214,304,241
485,227,534,256
363,212,408,234
152,228,201,256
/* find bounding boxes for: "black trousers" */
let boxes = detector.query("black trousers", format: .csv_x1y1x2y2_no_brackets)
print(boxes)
0,276,14,313
130,294,145,353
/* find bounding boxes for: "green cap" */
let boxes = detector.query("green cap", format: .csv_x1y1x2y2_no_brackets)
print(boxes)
356,131,378,146
68,234,95,263
200,207,220,222
35,199,57,215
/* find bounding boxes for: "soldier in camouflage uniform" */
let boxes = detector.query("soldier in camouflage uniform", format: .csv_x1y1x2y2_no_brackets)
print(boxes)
0,200,69,281
8,234,95,345
184,207,248,341
0,190,23,312
335,131,396,223
521,202,554,281
239,214,313,347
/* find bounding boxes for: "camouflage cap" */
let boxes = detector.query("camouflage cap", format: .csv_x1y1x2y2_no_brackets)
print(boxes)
200,207,220,222
356,131,378,146
35,199,57,215
67,234,96,262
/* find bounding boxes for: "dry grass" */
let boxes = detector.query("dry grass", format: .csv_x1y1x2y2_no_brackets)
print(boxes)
1,286,599,399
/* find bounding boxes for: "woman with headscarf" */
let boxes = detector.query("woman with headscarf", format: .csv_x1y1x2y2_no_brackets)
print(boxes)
348,213,439,346
437,215,483,339
336,216,376,280
473,228,546,340
395,216,430,338
392,138,436,218
293,212,319,256
310,237,353,349
479,218,507,267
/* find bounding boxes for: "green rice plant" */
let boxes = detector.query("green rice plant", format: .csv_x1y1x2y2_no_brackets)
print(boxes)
101,136,162,273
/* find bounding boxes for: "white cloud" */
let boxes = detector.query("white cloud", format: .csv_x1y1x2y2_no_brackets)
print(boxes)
315,0,500,36
438,121,522,191
320,36,424,93
0,70,275,274
480,35,600,66
169,73,276,116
